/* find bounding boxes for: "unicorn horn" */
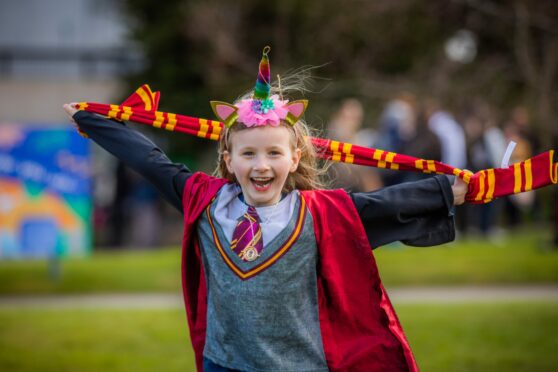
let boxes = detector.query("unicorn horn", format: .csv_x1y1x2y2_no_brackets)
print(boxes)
253,46,271,100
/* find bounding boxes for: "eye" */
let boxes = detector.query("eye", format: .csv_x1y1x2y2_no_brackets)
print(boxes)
242,151,254,156
269,150,282,156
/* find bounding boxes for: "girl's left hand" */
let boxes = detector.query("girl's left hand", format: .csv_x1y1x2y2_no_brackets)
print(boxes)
452,175,468,205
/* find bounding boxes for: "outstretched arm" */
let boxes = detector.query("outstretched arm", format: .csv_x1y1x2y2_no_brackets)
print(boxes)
351,175,463,248
63,104,190,213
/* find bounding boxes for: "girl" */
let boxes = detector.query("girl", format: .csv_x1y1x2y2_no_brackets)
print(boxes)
64,48,467,372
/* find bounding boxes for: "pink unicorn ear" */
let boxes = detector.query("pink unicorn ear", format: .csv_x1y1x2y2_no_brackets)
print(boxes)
285,100,308,125
210,101,238,127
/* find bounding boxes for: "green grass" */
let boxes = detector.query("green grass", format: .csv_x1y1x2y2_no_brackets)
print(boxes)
0,228,556,294
376,228,558,286
1,302,557,372
0,248,182,294
0,309,194,372
398,302,558,371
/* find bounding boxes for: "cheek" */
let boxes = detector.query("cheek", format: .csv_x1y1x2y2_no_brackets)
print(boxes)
229,158,251,177
279,160,295,178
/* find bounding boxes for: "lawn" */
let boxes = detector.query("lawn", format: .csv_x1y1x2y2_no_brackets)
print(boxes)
375,228,558,286
0,302,556,372
399,302,558,371
0,248,181,294
0,227,556,294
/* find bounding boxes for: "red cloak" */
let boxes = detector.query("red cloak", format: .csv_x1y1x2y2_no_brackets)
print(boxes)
181,172,418,371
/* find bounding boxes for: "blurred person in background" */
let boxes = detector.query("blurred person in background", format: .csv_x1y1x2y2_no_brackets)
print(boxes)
104,161,163,248
424,98,467,175
502,105,537,228
127,167,163,248
397,105,442,182
375,93,417,155
373,94,443,186
461,102,506,237
349,100,383,192
326,98,370,191
424,98,467,235
106,161,131,247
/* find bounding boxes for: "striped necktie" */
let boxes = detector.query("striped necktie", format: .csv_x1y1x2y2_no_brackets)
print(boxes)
230,206,264,262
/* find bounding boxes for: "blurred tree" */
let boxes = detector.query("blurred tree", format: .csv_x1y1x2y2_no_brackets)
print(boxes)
120,0,557,169
456,0,558,148
511,0,558,149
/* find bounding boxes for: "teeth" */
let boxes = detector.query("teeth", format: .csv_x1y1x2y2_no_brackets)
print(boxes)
252,177,272,187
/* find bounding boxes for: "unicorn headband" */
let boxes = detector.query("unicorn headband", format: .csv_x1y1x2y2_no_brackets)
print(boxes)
210,46,308,128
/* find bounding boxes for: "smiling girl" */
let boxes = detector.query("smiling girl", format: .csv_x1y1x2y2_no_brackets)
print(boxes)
64,47,466,372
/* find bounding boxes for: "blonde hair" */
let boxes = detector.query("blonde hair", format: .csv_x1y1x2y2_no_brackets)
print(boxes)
214,72,326,191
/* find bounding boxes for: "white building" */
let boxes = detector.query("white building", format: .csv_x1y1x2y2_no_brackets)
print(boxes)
0,0,143,122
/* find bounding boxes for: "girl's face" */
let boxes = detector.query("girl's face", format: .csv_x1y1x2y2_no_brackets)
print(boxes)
223,125,302,207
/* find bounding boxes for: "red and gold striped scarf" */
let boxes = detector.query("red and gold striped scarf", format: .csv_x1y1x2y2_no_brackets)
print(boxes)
76,85,557,204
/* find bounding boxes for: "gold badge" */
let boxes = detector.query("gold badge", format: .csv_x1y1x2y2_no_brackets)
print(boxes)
241,247,260,262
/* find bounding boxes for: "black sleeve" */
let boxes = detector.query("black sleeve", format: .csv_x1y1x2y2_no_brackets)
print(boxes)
350,175,455,248
72,110,191,213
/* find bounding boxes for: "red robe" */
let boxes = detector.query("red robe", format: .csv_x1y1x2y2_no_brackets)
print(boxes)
182,172,418,371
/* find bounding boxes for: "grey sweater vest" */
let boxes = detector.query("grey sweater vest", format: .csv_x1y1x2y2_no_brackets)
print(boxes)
197,194,328,372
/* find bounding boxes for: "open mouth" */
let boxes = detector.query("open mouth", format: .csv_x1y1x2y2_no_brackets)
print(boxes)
250,177,274,192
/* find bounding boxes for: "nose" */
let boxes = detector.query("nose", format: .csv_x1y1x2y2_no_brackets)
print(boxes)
252,154,270,172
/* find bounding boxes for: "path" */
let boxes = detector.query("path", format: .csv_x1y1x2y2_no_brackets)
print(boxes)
1,286,558,309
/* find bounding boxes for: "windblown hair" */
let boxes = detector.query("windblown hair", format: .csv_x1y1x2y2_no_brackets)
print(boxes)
214,71,326,191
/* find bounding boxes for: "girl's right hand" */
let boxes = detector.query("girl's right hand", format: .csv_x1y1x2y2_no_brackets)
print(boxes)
452,175,468,205
63,103,89,138
63,103,79,120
